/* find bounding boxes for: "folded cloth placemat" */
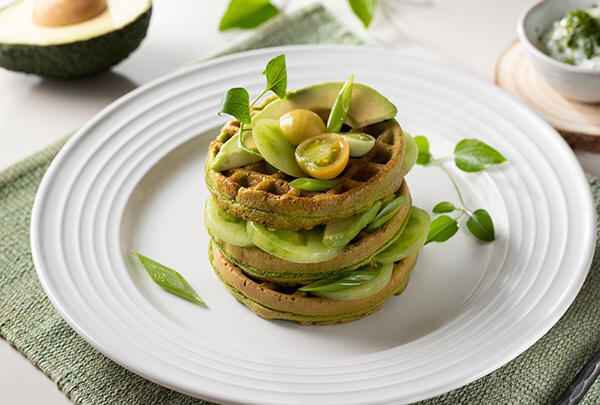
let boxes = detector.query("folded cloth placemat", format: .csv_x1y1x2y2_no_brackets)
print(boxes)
1,4,600,404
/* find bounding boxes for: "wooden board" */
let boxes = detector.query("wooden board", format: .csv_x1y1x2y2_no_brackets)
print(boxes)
495,41,600,152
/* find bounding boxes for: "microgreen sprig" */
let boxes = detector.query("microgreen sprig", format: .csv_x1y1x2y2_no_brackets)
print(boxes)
219,54,288,133
414,136,507,244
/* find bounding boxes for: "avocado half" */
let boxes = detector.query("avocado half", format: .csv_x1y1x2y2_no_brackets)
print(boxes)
0,0,152,79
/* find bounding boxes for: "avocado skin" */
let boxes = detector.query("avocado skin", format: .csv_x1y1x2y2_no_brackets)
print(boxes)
0,8,152,79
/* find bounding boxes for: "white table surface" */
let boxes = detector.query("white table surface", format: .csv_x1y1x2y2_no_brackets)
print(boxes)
1,0,598,403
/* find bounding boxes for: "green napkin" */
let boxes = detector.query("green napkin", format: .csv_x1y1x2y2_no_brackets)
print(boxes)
1,4,599,404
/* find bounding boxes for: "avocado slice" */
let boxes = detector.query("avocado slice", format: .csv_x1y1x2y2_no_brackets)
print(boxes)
211,131,263,171
0,0,151,79
307,263,394,301
400,132,417,177
252,119,305,177
252,82,397,128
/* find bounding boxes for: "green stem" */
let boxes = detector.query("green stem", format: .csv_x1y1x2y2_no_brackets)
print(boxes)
250,88,269,107
435,162,473,216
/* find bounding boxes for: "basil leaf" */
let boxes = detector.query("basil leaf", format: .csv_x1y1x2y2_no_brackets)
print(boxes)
135,253,207,307
348,0,378,27
263,54,287,98
289,178,340,192
299,267,379,293
426,215,458,244
432,201,456,214
466,209,495,242
327,75,354,133
454,139,507,173
220,87,251,125
219,0,279,31
414,135,432,165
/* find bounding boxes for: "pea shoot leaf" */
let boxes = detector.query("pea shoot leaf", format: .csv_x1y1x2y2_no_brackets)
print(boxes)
466,209,495,242
426,215,459,244
432,201,456,214
454,139,507,172
263,54,287,98
219,0,279,31
220,87,251,125
348,0,378,27
414,135,432,165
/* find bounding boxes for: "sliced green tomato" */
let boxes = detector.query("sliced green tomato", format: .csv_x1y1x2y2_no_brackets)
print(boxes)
309,263,394,301
204,198,252,247
295,133,350,180
375,207,431,264
246,222,342,263
366,195,409,232
289,178,340,192
238,128,261,157
342,133,376,157
253,119,305,177
211,131,262,171
323,201,382,248
400,132,417,177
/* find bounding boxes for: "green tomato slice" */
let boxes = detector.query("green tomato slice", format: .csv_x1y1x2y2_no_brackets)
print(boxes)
342,133,376,157
323,201,381,248
400,132,417,176
307,263,394,301
246,221,342,263
211,131,262,171
253,119,305,177
374,207,431,264
366,195,409,232
204,197,252,247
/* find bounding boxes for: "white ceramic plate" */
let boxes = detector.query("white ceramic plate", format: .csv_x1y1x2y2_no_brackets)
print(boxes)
31,46,595,405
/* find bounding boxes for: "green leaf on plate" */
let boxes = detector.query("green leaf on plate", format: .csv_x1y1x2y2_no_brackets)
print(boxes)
426,215,458,244
414,135,432,165
454,139,507,172
219,0,279,31
263,54,287,98
348,0,378,27
134,253,207,307
220,87,251,125
466,209,495,242
432,201,456,214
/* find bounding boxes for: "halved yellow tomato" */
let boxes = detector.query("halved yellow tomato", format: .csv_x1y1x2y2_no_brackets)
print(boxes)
279,109,326,145
295,133,350,179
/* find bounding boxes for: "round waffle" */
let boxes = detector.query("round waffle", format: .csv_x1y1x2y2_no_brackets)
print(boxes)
210,243,417,325
212,182,412,284
205,118,406,230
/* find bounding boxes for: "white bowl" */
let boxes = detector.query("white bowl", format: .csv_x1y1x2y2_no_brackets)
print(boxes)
518,0,600,103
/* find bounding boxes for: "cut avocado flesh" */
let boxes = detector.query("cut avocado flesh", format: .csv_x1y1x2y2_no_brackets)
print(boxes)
0,0,151,79
375,207,430,264
211,131,262,171
313,263,394,301
246,222,342,264
252,82,397,128
205,197,252,247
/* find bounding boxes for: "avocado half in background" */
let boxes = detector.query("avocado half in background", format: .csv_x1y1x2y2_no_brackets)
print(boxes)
0,0,152,79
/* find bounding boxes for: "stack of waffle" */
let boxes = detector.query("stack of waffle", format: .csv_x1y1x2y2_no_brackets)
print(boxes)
205,101,426,325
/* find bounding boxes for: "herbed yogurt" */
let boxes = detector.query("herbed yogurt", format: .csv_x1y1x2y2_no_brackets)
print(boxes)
542,7,600,69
